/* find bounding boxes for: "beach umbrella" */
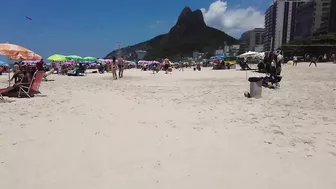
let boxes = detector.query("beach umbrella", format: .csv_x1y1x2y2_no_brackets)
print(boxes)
0,43,38,57
83,56,96,61
0,61,7,65
237,51,258,58
0,43,41,60
66,55,82,61
8,52,42,60
48,54,66,62
0,43,41,86
216,54,226,59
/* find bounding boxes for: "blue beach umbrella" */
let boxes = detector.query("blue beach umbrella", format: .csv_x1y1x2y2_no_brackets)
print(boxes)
216,54,226,59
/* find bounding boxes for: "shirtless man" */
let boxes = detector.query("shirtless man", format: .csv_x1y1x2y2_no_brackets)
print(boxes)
118,56,124,78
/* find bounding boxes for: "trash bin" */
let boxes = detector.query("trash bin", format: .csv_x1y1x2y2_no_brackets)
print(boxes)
248,77,263,98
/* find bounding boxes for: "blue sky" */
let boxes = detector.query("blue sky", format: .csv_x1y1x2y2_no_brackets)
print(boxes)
0,0,271,61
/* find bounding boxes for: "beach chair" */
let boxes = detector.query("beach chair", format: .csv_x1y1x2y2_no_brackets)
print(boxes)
18,71,44,98
0,86,14,99
43,68,55,81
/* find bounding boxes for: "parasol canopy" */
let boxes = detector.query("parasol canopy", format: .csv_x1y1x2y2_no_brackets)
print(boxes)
237,51,259,58
216,54,226,59
0,43,34,56
0,43,41,86
83,56,97,61
9,52,42,60
0,43,41,60
48,54,67,62
66,55,82,61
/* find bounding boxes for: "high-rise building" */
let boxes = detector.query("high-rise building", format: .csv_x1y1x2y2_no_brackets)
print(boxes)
330,0,336,32
264,0,308,51
264,4,277,51
294,0,316,40
293,0,335,39
313,0,332,35
239,28,265,53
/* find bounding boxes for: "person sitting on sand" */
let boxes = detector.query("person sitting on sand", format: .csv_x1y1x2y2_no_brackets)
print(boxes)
10,62,22,83
1,65,32,97
10,65,31,85
20,66,32,84
111,56,117,80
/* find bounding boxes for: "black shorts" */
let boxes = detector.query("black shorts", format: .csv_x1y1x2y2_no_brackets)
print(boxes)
118,65,123,70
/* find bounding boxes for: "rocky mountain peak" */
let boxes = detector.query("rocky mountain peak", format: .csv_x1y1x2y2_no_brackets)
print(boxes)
176,7,206,28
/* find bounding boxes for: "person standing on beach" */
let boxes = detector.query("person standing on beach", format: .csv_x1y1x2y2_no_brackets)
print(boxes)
179,63,184,71
293,55,298,66
163,58,170,74
118,56,124,78
111,56,117,80
152,61,158,74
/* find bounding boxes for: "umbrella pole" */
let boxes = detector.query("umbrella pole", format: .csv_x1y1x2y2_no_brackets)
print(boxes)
7,59,11,87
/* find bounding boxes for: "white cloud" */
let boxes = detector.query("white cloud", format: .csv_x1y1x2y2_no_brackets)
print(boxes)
201,0,265,37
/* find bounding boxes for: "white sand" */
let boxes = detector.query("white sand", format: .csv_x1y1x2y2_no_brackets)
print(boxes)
0,63,336,189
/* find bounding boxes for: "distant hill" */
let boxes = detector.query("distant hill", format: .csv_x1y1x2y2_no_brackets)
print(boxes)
105,6,239,60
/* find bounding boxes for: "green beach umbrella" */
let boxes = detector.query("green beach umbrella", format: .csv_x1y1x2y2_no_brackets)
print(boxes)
83,56,97,61
47,54,66,62
66,55,83,61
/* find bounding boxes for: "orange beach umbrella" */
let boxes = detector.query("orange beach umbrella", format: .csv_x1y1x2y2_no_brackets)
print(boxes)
0,43,41,60
0,43,42,86
8,52,42,60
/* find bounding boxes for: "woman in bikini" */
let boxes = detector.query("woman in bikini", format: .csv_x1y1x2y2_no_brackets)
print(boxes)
111,56,117,80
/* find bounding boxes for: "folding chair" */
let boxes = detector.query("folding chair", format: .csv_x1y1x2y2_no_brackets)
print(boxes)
18,71,44,98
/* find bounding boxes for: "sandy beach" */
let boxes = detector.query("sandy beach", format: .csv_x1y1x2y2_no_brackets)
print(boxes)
0,63,336,189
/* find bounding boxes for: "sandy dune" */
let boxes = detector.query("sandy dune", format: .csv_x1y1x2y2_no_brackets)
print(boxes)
0,63,336,189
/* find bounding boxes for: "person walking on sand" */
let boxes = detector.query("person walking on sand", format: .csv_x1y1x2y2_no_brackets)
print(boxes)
309,56,317,67
179,63,184,71
111,56,117,80
163,58,170,74
152,61,158,74
293,55,298,66
118,56,124,78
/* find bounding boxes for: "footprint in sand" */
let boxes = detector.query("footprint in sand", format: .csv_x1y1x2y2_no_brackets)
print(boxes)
273,130,285,135
193,127,204,131
329,152,336,157
154,160,161,169
166,120,177,128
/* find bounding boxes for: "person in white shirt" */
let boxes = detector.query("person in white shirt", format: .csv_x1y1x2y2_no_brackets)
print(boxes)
293,56,298,66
